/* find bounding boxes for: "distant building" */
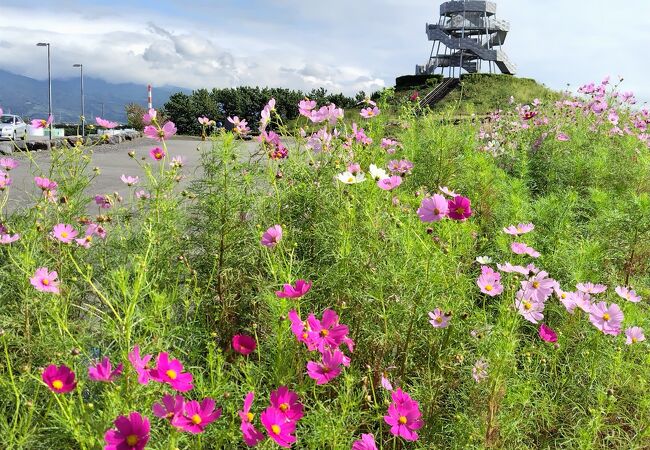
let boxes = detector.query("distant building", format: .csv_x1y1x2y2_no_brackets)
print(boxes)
416,1,515,77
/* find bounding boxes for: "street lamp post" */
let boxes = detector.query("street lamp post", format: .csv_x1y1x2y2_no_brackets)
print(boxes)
73,64,85,139
36,42,52,140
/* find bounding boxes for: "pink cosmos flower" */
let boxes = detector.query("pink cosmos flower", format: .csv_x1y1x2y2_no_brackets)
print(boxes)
42,364,76,393
511,242,540,258
238,392,265,447
276,279,312,299
153,394,185,422
30,267,60,294
577,282,607,295
144,121,177,141
94,195,112,209
198,116,211,126
261,225,282,247
625,327,645,345
0,158,18,171
142,108,157,125
539,324,558,343
520,271,556,303
472,358,488,383
288,309,312,346
172,398,221,434
128,345,153,385
515,291,545,323
503,223,534,235
35,176,57,191
438,186,458,197
496,262,532,275
104,412,150,450
381,374,393,391
589,302,623,336
31,115,53,129
428,308,451,328
417,194,448,222
353,434,378,450
270,386,304,421
0,233,20,244
149,147,166,161
615,286,641,303
88,357,123,382
387,159,414,175
298,99,317,117
558,291,578,314
149,352,194,391
556,132,570,141
136,190,151,200
120,175,139,186
360,106,380,118
228,116,251,135
307,309,350,353
381,138,400,149
477,265,504,296
347,163,361,175
0,173,12,191
260,406,296,448
232,334,257,356
96,117,118,129
51,223,78,244
377,175,402,191
307,349,343,385
384,388,423,442
447,196,472,221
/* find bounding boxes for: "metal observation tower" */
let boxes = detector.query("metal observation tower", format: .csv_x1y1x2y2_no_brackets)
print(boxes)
416,1,516,77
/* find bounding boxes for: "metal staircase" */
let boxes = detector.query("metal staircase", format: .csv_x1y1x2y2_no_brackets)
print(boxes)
419,78,460,108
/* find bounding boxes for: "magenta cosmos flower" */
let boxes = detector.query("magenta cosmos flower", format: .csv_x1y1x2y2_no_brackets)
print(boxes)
276,279,312,299
270,386,304,421
0,158,18,171
477,265,504,296
306,349,344,385
503,223,534,235
52,223,78,244
30,267,60,294
511,242,540,258
447,195,472,221
417,194,448,223
239,392,265,446
31,115,53,129
96,117,118,129
149,147,165,161
172,398,221,434
384,388,423,442
589,301,623,336
576,282,607,295
128,345,153,385
88,357,123,382
261,406,296,448
232,334,257,356
539,324,558,343
153,394,185,422
104,412,150,450
34,176,57,191
42,364,76,393
625,327,645,345
360,106,380,118
144,121,177,141
149,352,194,392
352,434,378,450
377,175,402,191
307,309,350,353
428,308,451,328
615,286,641,303
261,225,282,248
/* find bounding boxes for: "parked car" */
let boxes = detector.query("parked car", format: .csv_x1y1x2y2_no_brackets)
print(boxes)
0,114,28,141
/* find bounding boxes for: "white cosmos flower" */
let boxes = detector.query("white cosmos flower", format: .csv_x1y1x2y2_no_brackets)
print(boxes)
369,164,388,181
336,171,366,184
476,256,492,264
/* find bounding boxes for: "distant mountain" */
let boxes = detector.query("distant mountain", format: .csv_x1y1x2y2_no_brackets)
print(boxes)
0,69,190,123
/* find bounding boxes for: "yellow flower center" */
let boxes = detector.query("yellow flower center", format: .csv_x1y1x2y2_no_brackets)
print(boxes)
166,369,177,380
271,424,281,435
126,434,139,446
301,332,308,340
191,414,202,425
347,176,354,183
85,236,92,242
517,226,523,232
61,231,68,238
52,380,63,390
279,403,289,412
602,313,610,321
398,416,408,425
246,412,254,422
455,207,464,215
320,329,329,337
42,278,50,286
435,317,443,323
41,120,47,127
485,284,493,291
532,281,540,288
158,130,165,138
561,293,567,299
523,301,532,311
632,337,638,343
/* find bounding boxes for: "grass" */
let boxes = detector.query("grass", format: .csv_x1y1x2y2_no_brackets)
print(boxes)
0,77,649,449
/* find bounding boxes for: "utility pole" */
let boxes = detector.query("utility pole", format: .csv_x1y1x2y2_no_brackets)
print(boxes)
73,64,85,139
36,42,52,140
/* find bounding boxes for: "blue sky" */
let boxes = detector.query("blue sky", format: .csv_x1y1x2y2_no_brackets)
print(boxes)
1,1,649,103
